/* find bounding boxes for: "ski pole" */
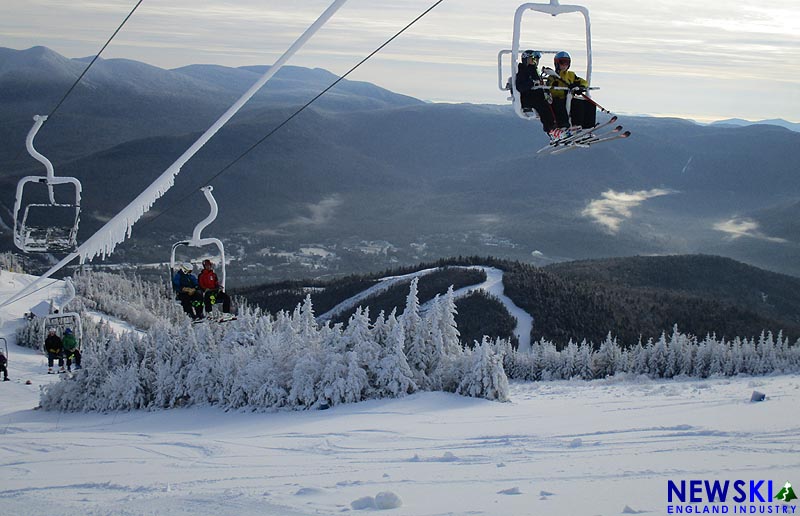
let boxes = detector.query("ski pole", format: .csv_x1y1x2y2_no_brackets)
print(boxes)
574,90,613,115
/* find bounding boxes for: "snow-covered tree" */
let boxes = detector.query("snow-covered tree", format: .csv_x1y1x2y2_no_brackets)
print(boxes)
647,333,669,378
592,333,622,379
402,277,431,388
456,337,509,402
38,270,800,413
375,312,417,397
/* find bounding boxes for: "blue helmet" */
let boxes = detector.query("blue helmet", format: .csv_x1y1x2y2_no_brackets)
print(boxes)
65,328,72,335
554,51,571,69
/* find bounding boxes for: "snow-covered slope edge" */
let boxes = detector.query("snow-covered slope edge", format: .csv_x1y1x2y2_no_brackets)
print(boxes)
3,270,800,516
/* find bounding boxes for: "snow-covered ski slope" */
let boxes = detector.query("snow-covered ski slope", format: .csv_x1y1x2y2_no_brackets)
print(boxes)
2,271,799,516
320,266,534,351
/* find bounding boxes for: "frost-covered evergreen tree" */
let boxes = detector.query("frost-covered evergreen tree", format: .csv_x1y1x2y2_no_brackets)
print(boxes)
456,337,509,402
645,333,667,377
592,333,622,379
576,340,594,380
561,340,579,379
438,286,462,355
402,277,431,388
345,307,382,396
375,314,417,397
0,251,26,273
38,270,800,413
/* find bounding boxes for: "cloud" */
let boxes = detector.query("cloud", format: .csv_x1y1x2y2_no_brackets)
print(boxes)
713,218,788,243
582,188,675,233
282,195,342,228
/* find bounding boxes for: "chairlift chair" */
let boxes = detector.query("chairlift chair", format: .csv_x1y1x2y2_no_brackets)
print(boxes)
169,186,226,289
42,312,83,341
13,115,82,253
505,0,593,120
40,278,82,346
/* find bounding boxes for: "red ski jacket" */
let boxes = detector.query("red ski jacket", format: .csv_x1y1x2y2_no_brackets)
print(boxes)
198,269,220,290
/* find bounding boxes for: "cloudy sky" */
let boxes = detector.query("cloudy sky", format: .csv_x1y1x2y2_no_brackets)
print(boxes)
2,0,799,122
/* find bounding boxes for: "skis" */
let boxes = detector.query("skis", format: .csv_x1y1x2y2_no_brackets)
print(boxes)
551,126,632,155
537,115,630,155
192,314,237,324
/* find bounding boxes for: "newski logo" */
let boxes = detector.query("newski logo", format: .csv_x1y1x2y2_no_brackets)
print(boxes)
667,480,798,514
669,480,775,503
777,483,799,503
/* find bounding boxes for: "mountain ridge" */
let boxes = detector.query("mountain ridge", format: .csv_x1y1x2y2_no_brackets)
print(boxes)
1,46,799,281
235,255,800,346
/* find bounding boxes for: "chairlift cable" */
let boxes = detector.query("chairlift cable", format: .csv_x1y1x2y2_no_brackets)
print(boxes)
142,0,445,227
0,278,63,308
1,0,351,311
47,0,145,122
6,0,144,171
3,0,443,309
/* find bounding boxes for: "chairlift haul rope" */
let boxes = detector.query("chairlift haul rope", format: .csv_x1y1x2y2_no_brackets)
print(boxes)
4,0,446,308
144,0,446,228
1,0,352,310
47,0,145,123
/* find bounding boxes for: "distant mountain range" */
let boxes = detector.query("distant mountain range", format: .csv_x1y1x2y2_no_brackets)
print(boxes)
236,255,800,346
710,118,800,133
1,46,799,283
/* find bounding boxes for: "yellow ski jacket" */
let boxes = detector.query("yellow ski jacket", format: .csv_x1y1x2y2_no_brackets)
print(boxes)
548,70,588,99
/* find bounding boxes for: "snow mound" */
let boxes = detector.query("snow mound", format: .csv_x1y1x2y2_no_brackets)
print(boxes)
351,492,403,510
375,491,403,509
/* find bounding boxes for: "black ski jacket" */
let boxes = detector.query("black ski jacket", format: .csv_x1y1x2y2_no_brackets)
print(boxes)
515,62,542,92
45,335,63,354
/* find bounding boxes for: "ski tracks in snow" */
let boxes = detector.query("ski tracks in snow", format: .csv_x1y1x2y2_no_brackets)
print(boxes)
2,376,800,515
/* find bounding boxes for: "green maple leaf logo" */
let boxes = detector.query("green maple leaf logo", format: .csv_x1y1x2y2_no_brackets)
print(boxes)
775,482,798,503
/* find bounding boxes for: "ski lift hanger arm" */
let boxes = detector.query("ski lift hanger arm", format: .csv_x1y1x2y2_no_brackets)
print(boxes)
21,114,83,205
0,0,350,311
170,186,226,288
13,115,82,252
508,0,593,120
511,0,593,83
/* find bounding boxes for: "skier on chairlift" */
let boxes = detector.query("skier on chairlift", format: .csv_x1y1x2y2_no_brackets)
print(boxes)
172,264,204,321
516,50,558,138
0,349,8,381
62,327,81,371
45,328,65,374
198,259,232,317
546,51,596,136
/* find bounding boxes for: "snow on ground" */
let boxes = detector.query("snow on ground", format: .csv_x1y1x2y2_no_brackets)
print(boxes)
2,272,799,515
85,309,146,338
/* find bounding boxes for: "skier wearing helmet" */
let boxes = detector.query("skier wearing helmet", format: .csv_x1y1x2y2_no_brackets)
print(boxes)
547,51,596,132
172,263,204,320
62,327,81,371
515,50,557,135
198,259,232,316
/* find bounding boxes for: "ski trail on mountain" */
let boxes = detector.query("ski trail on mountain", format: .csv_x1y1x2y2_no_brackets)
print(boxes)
420,267,533,351
317,266,534,351
316,267,441,322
